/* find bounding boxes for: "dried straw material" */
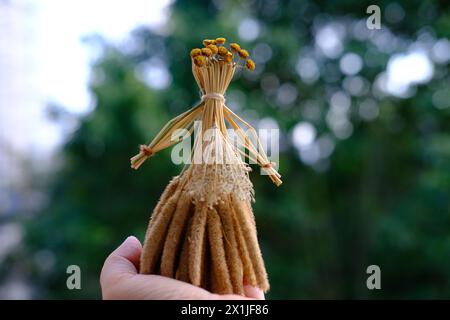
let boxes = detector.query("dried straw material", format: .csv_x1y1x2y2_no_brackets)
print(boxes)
133,38,280,295
217,198,244,294
160,194,192,277
188,204,208,286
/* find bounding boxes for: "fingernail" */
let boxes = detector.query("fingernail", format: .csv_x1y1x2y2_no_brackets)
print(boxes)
123,236,142,249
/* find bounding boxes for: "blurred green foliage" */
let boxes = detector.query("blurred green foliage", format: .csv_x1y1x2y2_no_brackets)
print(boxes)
25,0,450,299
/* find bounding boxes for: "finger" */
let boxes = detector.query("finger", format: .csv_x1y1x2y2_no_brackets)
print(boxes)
113,236,142,270
243,285,265,300
100,236,142,286
123,274,215,300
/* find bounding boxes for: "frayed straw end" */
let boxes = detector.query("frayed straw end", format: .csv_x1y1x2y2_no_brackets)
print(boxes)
130,145,154,170
261,162,282,186
130,154,147,169
269,174,282,186
272,177,282,186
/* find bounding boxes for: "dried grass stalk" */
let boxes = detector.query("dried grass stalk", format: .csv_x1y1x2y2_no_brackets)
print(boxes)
231,195,269,291
140,187,182,274
217,198,244,295
188,204,208,286
160,194,192,277
232,203,258,287
175,228,191,282
207,208,233,294
146,176,180,230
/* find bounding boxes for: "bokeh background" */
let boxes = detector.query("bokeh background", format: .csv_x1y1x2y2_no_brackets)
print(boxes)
1,0,450,299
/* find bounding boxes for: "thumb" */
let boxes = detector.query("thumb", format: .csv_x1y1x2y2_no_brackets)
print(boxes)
111,236,142,270
100,236,142,286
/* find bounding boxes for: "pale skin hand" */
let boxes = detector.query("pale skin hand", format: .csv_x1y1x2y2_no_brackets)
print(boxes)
100,236,265,300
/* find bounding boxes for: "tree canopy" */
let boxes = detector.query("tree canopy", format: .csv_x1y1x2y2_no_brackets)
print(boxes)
25,0,450,299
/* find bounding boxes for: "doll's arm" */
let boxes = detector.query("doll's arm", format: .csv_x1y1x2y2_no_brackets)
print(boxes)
131,103,203,169
223,105,282,186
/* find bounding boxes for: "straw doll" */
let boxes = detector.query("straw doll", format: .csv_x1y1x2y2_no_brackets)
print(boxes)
130,37,282,295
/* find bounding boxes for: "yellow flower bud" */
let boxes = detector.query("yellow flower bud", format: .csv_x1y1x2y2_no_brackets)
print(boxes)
246,59,255,71
201,47,213,57
203,39,214,46
215,37,226,45
207,44,218,55
230,43,241,52
238,49,249,59
218,46,228,56
193,55,206,67
224,51,233,63
190,48,202,57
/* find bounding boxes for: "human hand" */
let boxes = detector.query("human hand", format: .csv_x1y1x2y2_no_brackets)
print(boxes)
100,236,265,300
